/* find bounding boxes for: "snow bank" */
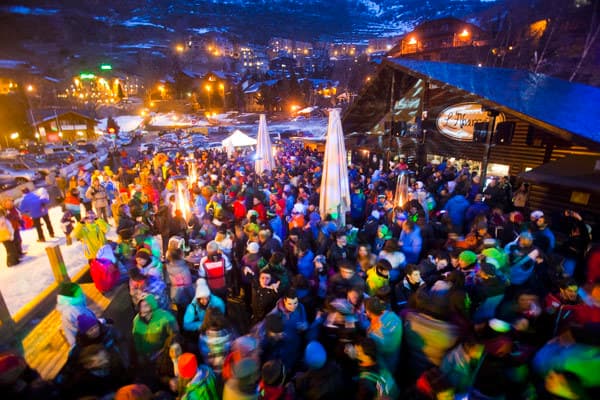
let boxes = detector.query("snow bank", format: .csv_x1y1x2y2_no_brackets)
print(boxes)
99,116,144,133
0,207,117,316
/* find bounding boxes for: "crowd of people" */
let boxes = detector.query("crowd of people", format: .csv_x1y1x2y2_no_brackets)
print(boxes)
1,141,599,400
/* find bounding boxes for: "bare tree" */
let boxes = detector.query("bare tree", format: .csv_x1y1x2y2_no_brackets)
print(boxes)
570,0,600,81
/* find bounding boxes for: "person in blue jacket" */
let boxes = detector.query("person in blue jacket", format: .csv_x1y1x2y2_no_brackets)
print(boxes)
444,189,470,235
19,187,54,242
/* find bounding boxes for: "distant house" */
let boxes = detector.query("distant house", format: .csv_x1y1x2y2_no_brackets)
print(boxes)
242,79,279,112
388,17,490,63
28,109,99,143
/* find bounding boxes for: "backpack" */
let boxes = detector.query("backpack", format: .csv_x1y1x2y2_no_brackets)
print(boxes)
202,256,226,291
360,368,399,400
0,217,14,242
90,258,120,293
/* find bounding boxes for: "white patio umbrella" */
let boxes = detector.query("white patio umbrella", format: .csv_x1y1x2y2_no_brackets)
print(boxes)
255,114,275,174
319,108,351,226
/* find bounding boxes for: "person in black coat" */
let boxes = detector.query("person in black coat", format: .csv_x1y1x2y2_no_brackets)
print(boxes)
250,267,280,324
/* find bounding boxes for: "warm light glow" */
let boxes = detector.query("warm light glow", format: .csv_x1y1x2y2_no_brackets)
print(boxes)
290,104,300,112
58,132,63,138
218,83,224,90
205,84,212,92
171,115,179,121
459,29,470,38
26,84,34,92
408,37,417,45
150,101,155,107
10,132,19,140
158,84,165,92
174,178,191,222
76,131,85,137
140,110,146,116
175,44,185,53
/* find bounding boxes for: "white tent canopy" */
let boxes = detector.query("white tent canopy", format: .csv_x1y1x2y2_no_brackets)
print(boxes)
319,108,351,226
222,129,257,147
255,114,275,174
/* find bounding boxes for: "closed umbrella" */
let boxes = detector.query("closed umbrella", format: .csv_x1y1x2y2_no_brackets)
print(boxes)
255,114,275,174
319,108,351,226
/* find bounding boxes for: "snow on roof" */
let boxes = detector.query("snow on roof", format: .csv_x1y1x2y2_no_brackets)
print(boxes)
99,115,144,133
150,112,199,127
0,59,30,70
244,79,279,94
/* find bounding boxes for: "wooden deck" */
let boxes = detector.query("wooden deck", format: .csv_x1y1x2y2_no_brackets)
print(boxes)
19,282,128,380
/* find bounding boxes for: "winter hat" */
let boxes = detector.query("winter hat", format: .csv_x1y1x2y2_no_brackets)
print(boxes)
247,242,260,254
530,210,544,220
304,341,327,369
458,250,477,266
195,279,211,299
206,240,219,253
264,314,284,334
371,210,381,220
261,359,285,386
58,282,82,298
178,353,198,380
292,203,304,214
77,313,98,333
481,247,507,269
135,247,152,260
0,353,26,385
114,384,153,400
232,336,258,357
431,279,452,293
233,357,259,381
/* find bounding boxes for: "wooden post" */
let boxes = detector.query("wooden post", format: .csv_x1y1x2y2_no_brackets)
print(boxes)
46,245,70,284
0,289,16,338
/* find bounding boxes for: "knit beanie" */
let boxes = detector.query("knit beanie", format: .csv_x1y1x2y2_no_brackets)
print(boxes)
234,357,259,381
114,384,153,400
261,359,285,386
458,250,477,266
178,353,198,379
304,341,327,369
135,248,152,261
195,279,211,299
77,313,98,333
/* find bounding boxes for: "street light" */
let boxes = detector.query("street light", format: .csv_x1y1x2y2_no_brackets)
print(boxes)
205,84,212,110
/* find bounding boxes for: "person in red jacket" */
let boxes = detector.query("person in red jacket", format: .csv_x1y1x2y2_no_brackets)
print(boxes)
233,194,247,222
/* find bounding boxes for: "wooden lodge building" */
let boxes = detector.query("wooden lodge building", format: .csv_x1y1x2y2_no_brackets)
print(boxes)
342,58,600,225
29,109,99,143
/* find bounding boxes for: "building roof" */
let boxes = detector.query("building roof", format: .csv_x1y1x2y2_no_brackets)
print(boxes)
519,154,600,193
386,58,600,144
28,108,98,126
243,79,279,94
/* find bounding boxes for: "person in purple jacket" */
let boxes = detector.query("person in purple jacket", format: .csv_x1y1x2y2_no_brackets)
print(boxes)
19,187,54,242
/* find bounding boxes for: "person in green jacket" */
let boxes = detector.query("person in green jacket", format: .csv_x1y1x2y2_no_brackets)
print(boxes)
365,259,392,297
177,352,219,400
132,295,179,368
365,296,403,374
71,211,110,260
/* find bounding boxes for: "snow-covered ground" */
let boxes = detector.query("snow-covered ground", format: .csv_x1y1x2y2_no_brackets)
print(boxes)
98,116,144,133
0,207,117,316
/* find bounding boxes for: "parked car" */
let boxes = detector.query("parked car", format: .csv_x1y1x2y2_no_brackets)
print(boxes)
138,143,156,154
76,143,98,153
0,165,42,184
0,176,18,191
0,159,49,177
